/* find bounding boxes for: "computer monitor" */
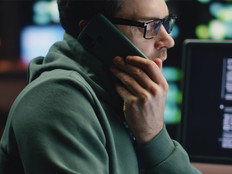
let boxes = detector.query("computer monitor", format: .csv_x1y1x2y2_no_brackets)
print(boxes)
20,25,64,65
180,39,232,164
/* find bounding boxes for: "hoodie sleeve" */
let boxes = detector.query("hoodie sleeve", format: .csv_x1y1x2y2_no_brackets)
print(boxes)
136,126,202,174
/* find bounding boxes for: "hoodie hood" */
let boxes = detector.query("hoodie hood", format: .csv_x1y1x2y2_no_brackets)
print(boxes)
27,32,123,114
28,33,105,84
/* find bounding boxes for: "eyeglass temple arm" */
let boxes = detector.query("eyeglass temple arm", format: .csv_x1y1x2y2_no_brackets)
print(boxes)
109,18,146,28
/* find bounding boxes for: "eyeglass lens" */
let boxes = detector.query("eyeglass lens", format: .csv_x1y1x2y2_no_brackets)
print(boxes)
145,17,175,39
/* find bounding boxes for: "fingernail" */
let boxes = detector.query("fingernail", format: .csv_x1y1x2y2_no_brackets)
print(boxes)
113,56,121,63
125,56,133,62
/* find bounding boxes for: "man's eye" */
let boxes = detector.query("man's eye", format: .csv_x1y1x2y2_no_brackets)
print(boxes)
138,27,145,33
147,21,159,31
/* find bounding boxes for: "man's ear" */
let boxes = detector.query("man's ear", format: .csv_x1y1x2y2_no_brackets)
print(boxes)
79,20,88,31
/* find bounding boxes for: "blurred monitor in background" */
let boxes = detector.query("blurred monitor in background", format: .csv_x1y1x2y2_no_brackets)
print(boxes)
20,25,64,64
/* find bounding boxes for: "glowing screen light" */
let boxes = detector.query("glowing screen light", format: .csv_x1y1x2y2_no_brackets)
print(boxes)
196,2,232,40
197,0,211,3
170,25,180,39
209,20,226,40
20,25,64,64
20,0,64,65
163,67,182,124
209,2,232,22
33,0,59,25
196,25,210,39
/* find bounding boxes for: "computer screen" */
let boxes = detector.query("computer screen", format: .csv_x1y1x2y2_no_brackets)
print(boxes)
180,39,232,164
20,25,64,65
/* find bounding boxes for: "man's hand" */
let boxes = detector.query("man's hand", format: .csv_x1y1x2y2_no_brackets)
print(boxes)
110,56,169,144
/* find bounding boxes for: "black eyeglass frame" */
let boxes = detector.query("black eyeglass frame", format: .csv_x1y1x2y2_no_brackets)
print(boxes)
109,14,177,39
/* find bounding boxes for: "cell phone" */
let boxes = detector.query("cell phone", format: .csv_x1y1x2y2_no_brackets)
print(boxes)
78,14,148,66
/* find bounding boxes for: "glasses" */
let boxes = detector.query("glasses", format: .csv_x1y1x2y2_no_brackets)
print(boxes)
109,14,177,39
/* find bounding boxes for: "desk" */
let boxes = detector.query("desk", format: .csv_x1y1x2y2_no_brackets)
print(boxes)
192,163,232,174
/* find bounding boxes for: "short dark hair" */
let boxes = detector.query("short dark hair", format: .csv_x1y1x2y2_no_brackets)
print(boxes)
57,0,123,38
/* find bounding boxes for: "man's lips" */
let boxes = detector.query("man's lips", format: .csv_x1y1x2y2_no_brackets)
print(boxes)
158,48,167,62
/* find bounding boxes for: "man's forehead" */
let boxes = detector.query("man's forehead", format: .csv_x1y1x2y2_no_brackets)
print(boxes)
117,0,169,20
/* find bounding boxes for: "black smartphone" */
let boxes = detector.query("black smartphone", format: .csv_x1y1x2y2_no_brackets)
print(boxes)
78,14,148,66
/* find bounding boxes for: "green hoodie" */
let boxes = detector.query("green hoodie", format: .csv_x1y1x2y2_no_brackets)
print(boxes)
0,33,201,174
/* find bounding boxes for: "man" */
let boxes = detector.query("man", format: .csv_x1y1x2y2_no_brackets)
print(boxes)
0,0,202,173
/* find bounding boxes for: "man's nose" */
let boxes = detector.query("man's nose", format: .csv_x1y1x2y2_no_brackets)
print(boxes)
154,25,175,49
